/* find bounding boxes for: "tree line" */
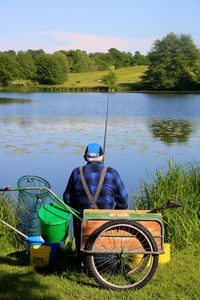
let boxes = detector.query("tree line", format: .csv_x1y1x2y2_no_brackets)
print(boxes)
0,48,147,86
0,32,200,90
141,33,200,91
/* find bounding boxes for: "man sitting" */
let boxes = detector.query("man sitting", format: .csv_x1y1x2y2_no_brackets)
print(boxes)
63,143,128,260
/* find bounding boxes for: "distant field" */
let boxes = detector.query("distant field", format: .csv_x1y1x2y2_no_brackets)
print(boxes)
9,66,147,91
59,66,147,88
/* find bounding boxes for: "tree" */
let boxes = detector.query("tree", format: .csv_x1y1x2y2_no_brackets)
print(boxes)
188,59,200,87
27,49,46,60
0,53,19,85
90,49,134,71
4,50,16,56
35,53,68,85
101,71,117,87
53,51,70,75
108,48,133,69
133,51,149,65
63,50,97,73
141,33,200,90
89,52,112,71
16,51,36,80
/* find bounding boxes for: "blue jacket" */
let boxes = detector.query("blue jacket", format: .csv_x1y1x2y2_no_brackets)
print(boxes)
63,161,128,214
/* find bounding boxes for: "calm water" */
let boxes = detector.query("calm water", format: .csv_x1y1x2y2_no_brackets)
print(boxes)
0,92,200,207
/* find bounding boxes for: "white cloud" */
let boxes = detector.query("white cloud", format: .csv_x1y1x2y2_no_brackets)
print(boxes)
42,31,155,54
0,40,59,53
0,32,156,54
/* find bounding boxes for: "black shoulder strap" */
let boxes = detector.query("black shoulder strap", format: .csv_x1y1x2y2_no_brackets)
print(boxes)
93,167,107,208
79,166,107,209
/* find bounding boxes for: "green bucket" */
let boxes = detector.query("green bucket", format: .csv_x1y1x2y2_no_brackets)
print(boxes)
38,203,71,243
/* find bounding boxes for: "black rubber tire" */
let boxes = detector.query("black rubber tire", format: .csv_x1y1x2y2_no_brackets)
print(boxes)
84,219,158,290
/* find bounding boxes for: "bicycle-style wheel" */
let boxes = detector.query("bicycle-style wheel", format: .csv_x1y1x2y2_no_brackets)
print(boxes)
84,219,158,290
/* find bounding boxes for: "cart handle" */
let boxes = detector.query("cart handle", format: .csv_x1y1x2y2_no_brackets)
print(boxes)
148,200,182,213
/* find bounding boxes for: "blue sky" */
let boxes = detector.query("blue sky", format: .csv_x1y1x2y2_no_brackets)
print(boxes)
0,0,199,54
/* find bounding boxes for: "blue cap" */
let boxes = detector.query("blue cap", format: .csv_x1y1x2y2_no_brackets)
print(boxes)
85,143,104,158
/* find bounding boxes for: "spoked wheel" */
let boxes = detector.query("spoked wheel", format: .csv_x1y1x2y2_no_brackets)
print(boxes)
84,219,158,290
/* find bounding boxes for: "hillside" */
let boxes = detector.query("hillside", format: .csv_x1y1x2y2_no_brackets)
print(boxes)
63,66,147,88
7,66,147,92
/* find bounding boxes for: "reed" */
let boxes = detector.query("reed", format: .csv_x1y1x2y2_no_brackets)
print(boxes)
133,160,200,248
0,193,20,245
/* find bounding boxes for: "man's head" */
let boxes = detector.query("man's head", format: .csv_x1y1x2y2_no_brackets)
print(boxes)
84,143,104,162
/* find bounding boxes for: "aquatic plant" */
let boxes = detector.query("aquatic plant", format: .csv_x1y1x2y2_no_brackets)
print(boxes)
133,160,200,248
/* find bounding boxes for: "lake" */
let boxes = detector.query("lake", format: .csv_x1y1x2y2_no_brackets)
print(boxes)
0,91,200,207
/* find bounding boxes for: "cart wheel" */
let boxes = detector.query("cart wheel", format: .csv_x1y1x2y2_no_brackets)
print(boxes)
84,219,158,291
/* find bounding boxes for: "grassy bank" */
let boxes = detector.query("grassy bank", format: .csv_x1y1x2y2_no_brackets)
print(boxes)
133,160,200,248
0,237,199,300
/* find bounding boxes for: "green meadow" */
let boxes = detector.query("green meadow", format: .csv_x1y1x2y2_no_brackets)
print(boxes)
64,66,147,87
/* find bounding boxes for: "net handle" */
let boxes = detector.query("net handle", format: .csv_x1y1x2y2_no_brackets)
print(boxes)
0,186,83,221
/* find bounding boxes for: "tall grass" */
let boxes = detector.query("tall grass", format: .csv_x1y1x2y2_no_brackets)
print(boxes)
0,193,20,245
133,160,200,248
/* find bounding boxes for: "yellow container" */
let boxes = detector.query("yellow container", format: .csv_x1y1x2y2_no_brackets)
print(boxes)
159,243,171,264
133,254,150,267
134,254,144,265
30,245,51,267
133,243,171,265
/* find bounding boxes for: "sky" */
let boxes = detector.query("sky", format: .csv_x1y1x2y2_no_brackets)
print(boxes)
0,0,199,54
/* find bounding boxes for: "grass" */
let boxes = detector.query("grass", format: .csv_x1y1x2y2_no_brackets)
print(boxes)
63,66,147,88
0,236,199,300
9,66,147,91
0,193,21,246
133,160,200,248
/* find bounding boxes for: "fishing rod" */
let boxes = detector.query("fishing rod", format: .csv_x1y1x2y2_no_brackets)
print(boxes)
103,88,110,157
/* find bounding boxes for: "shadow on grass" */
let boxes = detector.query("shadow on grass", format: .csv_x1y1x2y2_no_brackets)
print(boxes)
0,250,29,266
0,271,58,300
0,249,98,290
0,269,57,300
0,249,58,299
38,250,99,289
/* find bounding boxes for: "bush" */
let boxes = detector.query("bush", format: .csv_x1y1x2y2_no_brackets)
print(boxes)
133,160,200,248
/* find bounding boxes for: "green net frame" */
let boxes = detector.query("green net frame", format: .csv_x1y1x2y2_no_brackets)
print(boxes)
17,175,51,237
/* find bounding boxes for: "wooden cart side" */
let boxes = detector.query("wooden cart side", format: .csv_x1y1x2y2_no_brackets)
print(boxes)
81,217,164,254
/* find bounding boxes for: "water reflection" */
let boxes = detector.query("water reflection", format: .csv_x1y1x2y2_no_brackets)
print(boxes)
0,98,31,104
149,119,193,144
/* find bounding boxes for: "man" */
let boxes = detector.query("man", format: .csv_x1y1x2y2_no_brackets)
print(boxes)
63,143,128,256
